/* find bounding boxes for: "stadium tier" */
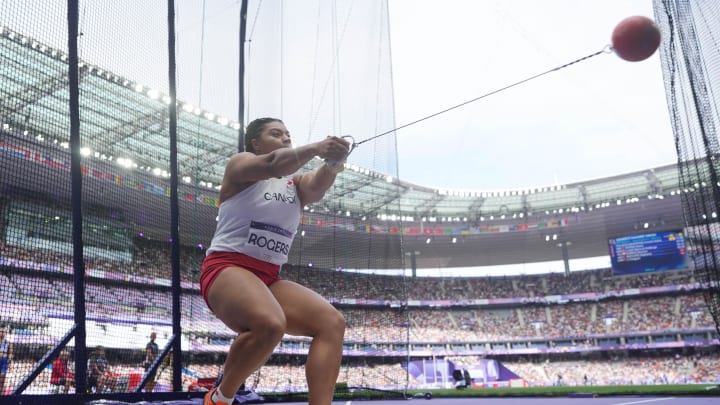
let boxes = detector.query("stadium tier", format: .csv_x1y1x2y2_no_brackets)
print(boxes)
1,218,719,394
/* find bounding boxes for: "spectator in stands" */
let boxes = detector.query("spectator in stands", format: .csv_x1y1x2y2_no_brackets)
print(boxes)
87,346,116,393
50,350,74,394
0,326,11,395
200,118,349,405
143,332,159,392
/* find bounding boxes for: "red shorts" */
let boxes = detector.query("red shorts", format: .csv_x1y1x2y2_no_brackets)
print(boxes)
200,251,282,311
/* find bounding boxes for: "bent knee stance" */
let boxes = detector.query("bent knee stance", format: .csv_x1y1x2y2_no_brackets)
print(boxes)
322,309,346,339
249,317,286,346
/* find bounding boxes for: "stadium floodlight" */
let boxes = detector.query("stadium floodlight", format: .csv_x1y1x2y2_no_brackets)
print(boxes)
80,147,92,156
117,158,133,168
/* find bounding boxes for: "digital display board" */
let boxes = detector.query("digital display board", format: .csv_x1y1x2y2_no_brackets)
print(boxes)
608,230,687,275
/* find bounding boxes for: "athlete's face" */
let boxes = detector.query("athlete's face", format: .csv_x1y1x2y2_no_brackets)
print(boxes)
254,121,291,154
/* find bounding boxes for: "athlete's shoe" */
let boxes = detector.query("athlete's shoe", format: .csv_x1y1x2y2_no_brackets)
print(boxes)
203,387,231,405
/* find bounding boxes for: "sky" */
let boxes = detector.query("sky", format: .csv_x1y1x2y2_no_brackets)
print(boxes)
358,0,673,276
387,0,675,191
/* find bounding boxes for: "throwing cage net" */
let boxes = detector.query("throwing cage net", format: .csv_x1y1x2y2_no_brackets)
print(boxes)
0,0,410,403
654,0,720,334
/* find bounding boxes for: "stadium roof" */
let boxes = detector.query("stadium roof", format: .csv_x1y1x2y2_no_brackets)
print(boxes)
0,25,689,268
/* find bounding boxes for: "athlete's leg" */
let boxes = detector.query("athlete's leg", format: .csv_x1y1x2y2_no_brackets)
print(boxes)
207,267,286,399
270,280,345,405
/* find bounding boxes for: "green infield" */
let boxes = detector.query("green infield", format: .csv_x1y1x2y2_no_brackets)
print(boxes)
404,384,720,398
259,384,720,402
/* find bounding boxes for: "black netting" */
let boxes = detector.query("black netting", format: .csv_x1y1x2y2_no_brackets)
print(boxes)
654,0,720,334
0,0,409,400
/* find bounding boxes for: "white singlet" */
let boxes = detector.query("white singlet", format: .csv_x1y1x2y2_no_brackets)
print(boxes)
206,175,301,265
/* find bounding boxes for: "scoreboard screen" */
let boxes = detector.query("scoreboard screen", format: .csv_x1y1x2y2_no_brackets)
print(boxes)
608,230,687,275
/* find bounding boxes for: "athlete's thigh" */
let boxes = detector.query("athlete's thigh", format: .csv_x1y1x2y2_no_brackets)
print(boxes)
269,280,342,337
207,266,285,333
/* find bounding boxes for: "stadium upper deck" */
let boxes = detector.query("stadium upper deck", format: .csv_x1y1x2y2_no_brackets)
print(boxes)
0,25,690,267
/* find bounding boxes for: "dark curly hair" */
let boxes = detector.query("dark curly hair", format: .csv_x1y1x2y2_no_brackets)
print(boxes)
244,117,284,153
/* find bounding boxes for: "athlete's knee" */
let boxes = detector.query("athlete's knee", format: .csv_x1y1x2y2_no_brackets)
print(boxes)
321,308,346,338
252,315,286,345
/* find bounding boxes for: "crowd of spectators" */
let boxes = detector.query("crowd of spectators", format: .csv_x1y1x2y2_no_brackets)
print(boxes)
1,209,718,394
4,351,718,394
0,240,702,303
1,265,715,346
503,351,720,386
0,242,715,345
